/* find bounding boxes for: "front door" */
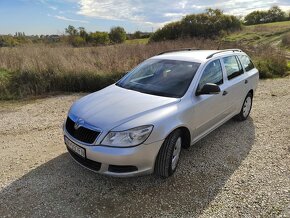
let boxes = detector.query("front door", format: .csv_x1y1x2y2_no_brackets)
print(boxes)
191,59,231,142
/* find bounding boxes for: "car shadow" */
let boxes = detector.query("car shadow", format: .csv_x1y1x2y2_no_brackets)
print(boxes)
0,118,255,217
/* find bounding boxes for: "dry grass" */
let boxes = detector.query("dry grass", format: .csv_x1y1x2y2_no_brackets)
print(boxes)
0,38,287,99
0,39,217,74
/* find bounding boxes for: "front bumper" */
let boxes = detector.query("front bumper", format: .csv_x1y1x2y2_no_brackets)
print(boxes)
64,128,163,177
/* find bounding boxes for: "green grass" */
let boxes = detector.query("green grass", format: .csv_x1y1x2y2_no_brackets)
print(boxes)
287,61,290,69
0,69,126,100
223,20,290,46
125,38,149,44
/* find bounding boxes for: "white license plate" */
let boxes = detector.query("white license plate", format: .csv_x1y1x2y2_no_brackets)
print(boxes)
65,137,86,158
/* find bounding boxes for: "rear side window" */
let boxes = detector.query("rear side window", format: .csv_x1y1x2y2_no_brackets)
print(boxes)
198,59,223,88
239,55,255,71
223,56,244,80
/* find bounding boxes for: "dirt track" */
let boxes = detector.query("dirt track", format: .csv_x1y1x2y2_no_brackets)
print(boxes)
0,78,289,217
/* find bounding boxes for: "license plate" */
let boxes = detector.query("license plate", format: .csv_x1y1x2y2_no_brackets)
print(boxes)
64,137,86,158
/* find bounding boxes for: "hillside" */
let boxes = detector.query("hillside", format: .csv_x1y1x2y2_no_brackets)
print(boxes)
223,21,290,47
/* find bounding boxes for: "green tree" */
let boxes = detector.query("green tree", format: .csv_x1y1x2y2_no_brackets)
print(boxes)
244,6,287,25
79,27,89,41
65,25,78,36
89,32,110,45
109,26,126,43
267,6,286,22
133,31,142,39
150,8,241,42
71,36,86,47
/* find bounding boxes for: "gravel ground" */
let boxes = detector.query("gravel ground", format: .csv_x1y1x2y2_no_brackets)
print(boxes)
0,78,289,217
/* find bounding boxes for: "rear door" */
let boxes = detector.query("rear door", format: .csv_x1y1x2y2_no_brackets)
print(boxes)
238,54,259,92
221,55,248,114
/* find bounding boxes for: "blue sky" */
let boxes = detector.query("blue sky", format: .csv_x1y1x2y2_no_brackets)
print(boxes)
1,0,290,35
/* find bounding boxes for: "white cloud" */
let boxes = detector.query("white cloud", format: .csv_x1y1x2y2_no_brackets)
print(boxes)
54,15,89,23
164,13,186,18
48,6,58,10
77,0,143,21
75,0,290,28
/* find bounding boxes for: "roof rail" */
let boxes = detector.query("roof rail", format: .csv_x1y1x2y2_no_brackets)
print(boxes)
158,48,199,55
206,49,242,59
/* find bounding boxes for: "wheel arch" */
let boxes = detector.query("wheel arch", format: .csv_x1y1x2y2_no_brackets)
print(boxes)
164,126,191,149
248,89,254,96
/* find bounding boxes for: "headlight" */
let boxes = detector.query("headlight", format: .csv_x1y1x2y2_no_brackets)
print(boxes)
101,125,153,147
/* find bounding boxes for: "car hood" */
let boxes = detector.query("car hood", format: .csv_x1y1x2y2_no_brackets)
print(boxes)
69,84,180,131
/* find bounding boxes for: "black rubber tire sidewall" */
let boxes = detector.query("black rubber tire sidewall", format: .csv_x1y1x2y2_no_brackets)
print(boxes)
154,129,182,178
234,92,253,121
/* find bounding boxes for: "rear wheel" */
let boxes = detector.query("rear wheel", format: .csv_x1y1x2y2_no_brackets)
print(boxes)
234,92,253,121
154,129,182,178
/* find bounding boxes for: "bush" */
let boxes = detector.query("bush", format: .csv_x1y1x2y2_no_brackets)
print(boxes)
281,33,290,47
109,27,126,44
89,32,110,46
150,22,182,41
150,9,241,42
1,70,125,99
252,49,288,78
244,6,287,25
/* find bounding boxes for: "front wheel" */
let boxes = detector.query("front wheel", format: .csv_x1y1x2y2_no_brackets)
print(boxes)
234,92,253,121
154,129,182,178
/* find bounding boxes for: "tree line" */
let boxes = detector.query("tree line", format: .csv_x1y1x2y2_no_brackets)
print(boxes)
244,6,289,25
64,25,127,46
0,26,151,47
1,6,289,46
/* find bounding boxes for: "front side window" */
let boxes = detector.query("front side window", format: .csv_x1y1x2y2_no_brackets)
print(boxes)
198,59,223,89
239,55,255,72
116,59,200,98
223,56,244,80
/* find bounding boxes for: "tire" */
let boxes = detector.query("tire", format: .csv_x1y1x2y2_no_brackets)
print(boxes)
234,92,253,121
154,129,182,178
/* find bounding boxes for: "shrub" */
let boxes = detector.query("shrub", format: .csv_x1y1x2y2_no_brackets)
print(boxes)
1,70,125,99
281,33,290,47
89,32,110,46
109,27,126,44
244,6,287,25
150,9,241,42
252,48,288,78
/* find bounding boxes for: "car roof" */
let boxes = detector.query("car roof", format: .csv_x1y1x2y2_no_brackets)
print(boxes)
150,49,247,63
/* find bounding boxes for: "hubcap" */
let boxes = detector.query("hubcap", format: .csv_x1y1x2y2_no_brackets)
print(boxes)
171,137,182,170
243,96,252,117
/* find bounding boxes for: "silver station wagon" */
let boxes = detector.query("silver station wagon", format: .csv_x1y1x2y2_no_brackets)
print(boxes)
63,49,259,178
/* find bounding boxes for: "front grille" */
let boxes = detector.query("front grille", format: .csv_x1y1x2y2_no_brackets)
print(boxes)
65,116,100,144
67,147,102,171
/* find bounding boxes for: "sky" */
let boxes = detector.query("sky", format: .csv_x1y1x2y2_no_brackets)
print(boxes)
0,0,290,35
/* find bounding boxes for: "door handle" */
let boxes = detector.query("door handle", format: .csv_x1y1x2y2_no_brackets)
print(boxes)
222,91,228,96
245,79,248,84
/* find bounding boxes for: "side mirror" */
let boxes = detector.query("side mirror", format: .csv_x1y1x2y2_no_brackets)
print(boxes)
196,83,221,96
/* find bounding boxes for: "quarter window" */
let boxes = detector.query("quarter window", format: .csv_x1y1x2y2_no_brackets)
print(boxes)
239,55,255,72
223,56,244,80
198,59,223,89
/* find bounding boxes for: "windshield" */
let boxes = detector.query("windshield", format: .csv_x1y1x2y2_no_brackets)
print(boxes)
116,59,200,98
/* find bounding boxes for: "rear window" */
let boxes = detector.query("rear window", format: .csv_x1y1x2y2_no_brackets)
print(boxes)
239,55,255,72
223,56,244,80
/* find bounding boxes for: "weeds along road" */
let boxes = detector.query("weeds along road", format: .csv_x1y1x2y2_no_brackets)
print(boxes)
0,78,289,217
